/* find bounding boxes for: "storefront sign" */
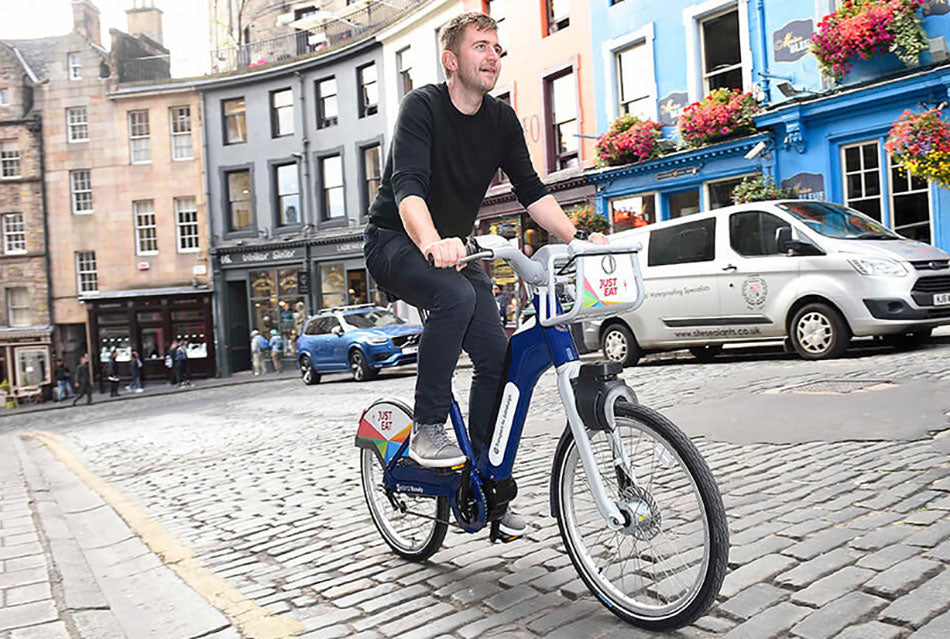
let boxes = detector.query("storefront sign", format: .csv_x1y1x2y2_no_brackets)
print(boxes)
335,241,363,254
656,166,700,181
657,92,688,127
218,247,305,266
923,1,950,16
311,238,364,258
781,172,825,200
773,20,813,62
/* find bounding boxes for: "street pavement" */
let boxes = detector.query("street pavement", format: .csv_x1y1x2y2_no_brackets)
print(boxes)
1,334,949,638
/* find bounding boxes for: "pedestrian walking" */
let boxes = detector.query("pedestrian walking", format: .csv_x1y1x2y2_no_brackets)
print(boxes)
167,341,179,385
128,350,144,393
106,350,121,397
54,357,74,401
72,354,93,406
250,330,268,376
176,341,191,387
269,329,284,373
493,283,508,325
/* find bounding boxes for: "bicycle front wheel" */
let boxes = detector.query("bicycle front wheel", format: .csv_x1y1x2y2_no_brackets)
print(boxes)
360,448,448,561
551,403,728,630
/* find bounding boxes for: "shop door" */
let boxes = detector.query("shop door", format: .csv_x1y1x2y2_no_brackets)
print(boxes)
227,280,251,372
347,269,368,305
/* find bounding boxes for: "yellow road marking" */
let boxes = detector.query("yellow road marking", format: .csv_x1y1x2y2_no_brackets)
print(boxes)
22,430,304,639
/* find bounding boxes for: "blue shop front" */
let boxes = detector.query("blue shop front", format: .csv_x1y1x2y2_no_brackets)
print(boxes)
589,134,773,232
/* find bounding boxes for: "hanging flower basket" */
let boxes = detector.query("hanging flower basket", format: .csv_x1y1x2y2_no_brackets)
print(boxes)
810,0,928,81
595,114,664,167
566,204,609,235
678,89,758,149
730,173,789,204
885,108,950,187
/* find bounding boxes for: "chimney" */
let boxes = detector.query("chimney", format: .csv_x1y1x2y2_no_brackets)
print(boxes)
126,0,164,46
72,0,102,46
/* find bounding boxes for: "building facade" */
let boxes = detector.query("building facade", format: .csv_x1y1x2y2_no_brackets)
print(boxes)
0,43,52,399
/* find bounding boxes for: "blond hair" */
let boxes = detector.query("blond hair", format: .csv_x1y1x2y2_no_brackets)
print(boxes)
439,12,498,77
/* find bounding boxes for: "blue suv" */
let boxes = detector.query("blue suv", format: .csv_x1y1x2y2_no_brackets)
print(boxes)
297,305,422,383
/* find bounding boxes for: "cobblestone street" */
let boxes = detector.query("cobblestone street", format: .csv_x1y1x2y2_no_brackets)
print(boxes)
2,336,949,638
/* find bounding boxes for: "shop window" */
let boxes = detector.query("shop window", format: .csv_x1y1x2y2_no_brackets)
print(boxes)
1,140,20,178
98,326,131,363
275,163,301,226
16,347,49,387
320,154,345,220
316,77,338,128
173,322,208,359
700,7,742,94
668,190,701,219
75,251,97,294
70,170,93,214
706,175,754,210
226,169,252,231
128,110,151,164
133,200,158,255
610,193,656,232
175,196,199,252
320,262,346,308
361,144,382,210
358,63,379,118
648,217,717,266
68,52,81,80
6,287,30,326
141,326,165,361
2,213,25,254
888,156,931,243
169,106,193,160
396,47,413,99
67,107,89,142
729,211,790,256
545,0,569,35
616,42,651,119
842,140,882,221
223,98,247,144
486,0,508,53
271,88,294,137
544,69,578,172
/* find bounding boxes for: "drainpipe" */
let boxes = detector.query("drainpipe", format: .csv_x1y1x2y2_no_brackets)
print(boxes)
28,114,56,361
756,0,771,104
199,92,224,377
295,70,313,231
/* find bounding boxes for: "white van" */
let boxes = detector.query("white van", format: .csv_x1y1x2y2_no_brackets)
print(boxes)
581,200,950,365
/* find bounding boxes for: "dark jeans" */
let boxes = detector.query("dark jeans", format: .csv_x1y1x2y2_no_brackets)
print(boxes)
73,383,93,405
364,226,508,457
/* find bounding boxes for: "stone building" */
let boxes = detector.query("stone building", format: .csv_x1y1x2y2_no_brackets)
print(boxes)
0,42,52,399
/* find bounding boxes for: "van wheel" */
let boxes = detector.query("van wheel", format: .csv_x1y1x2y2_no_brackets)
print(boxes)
601,323,641,367
790,303,851,360
689,344,723,363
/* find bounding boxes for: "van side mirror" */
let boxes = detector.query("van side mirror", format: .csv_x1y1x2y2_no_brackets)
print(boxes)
776,226,824,256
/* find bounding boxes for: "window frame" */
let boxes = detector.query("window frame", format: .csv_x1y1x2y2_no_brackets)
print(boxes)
174,196,200,253
699,7,743,95
886,153,933,242
223,166,255,234
6,287,30,327
75,251,98,295
133,199,158,256
67,106,89,143
683,0,751,102
272,160,302,228
602,25,657,123
270,88,295,138
358,139,383,219
316,150,346,225
485,0,508,55
841,139,884,223
543,65,579,173
68,52,81,80
704,173,757,211
169,105,194,160
222,97,247,145
127,109,151,164
357,63,379,118
0,88,9,106
0,140,21,179
315,76,338,128
70,169,93,215
609,192,657,232
396,46,413,99
545,0,570,35
2,212,26,255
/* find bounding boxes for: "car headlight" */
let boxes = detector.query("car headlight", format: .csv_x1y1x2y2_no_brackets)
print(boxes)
365,337,389,345
848,257,908,277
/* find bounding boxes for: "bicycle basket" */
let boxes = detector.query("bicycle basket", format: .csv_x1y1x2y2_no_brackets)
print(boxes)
538,250,644,327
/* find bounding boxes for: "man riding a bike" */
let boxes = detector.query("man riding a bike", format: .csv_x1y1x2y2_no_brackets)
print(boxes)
363,11,606,537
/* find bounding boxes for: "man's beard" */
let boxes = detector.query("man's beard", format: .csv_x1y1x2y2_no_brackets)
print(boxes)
458,64,497,94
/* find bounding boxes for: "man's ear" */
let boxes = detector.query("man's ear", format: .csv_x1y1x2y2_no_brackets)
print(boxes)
441,49,457,75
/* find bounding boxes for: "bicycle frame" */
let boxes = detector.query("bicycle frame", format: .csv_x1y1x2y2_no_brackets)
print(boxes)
379,295,627,533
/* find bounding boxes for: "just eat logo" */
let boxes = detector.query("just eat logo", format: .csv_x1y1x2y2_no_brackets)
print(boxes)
377,410,393,431
599,277,618,297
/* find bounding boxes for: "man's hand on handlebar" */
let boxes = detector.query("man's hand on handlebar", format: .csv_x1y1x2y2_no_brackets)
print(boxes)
424,237,467,270
589,232,608,245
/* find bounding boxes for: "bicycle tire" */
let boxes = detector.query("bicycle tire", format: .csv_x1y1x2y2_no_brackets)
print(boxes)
360,447,448,561
550,402,728,630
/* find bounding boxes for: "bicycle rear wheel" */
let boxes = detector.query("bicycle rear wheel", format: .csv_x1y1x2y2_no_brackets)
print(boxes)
360,448,448,560
551,403,728,630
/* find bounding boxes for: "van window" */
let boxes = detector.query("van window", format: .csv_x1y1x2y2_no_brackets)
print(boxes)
729,211,791,256
648,217,716,266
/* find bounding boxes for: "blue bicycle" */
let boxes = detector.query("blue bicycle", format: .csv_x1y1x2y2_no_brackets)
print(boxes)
356,235,728,630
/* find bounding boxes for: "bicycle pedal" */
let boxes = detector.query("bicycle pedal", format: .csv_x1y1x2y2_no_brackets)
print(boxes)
488,520,522,544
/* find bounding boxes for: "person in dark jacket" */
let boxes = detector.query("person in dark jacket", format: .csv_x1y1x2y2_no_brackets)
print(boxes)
167,341,179,385
106,350,120,397
128,350,144,392
493,283,507,325
72,354,93,405
54,358,74,401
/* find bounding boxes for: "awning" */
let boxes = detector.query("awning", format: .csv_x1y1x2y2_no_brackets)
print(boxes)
79,285,212,302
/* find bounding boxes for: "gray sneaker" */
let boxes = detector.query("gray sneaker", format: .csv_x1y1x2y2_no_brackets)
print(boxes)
498,507,526,537
408,422,466,468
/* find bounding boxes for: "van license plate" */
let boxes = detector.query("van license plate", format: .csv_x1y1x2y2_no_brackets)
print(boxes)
935,293,950,306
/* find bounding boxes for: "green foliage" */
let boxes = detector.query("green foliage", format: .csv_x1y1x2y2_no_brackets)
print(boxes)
567,204,609,234
730,174,790,204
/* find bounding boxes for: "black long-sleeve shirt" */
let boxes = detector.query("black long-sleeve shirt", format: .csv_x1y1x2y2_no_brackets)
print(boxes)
368,83,548,240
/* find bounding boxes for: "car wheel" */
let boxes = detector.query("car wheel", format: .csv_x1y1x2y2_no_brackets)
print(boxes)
350,349,378,382
688,344,723,363
790,303,851,360
300,355,320,385
601,323,641,367
883,328,933,350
